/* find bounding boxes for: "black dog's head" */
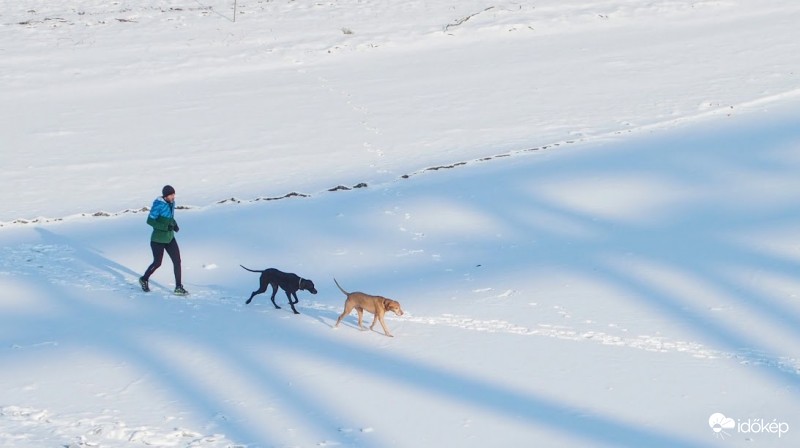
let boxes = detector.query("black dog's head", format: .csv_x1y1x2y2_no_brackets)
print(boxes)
301,279,318,294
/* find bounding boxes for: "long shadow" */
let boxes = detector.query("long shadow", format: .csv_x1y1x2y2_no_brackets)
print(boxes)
5,105,800,446
0,270,270,446
34,227,142,284
270,307,714,448
252,106,800,443
0,230,272,445
323,107,800,394
1,228,711,448
5,228,389,446
429,109,800,386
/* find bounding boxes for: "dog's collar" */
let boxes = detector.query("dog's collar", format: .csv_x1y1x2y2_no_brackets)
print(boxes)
298,277,304,289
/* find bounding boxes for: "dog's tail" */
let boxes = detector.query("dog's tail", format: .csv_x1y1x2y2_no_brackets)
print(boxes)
333,278,350,296
240,265,262,273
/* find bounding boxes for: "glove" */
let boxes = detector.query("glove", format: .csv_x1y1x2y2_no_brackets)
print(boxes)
168,223,180,232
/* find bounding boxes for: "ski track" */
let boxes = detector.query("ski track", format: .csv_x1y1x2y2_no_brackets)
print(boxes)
4,242,800,377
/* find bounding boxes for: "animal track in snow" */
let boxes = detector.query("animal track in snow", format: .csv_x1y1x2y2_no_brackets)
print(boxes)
310,297,754,371
401,313,800,374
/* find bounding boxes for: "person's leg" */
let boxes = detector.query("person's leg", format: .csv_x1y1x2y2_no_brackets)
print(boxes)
164,238,182,287
143,241,166,280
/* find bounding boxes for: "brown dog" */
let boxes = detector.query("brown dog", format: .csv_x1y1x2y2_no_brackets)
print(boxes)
334,278,404,337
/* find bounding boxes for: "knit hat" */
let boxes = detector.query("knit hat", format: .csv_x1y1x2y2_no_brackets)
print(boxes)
162,185,176,197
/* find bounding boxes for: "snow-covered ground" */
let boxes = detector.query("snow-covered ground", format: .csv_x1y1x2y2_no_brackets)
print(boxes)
2,1,800,447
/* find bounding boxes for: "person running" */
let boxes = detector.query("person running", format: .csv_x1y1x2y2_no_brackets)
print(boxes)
139,185,188,295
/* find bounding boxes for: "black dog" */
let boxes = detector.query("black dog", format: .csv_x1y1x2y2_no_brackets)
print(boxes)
240,265,317,314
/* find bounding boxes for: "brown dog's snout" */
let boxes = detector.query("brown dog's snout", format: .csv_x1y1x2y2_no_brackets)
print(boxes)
387,300,404,316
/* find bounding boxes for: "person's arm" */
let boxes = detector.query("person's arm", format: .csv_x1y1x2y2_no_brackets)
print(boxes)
146,201,172,230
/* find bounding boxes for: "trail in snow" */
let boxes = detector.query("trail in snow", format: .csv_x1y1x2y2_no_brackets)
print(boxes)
4,242,800,376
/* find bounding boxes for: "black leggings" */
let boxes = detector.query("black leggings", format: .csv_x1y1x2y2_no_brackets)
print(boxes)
143,239,182,286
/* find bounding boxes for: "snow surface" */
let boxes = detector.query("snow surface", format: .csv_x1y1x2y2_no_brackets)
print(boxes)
2,1,800,447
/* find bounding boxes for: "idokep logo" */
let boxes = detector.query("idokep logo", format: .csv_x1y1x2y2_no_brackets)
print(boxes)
709,412,790,440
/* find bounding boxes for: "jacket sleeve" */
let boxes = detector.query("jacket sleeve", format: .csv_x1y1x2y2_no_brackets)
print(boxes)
147,215,172,231
146,200,175,230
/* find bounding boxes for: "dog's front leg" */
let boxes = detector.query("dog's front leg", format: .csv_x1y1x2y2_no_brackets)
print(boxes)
372,310,393,337
287,291,300,314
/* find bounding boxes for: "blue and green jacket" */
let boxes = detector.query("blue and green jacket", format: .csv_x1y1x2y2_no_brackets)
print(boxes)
147,197,178,243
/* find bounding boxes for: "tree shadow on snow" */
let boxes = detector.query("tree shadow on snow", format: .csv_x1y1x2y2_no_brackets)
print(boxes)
4,108,800,447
